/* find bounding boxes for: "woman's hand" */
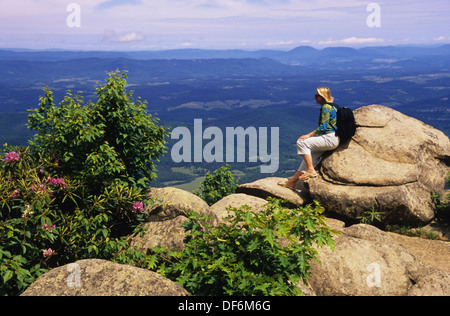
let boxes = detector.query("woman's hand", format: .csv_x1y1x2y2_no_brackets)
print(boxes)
298,132,315,142
298,135,309,142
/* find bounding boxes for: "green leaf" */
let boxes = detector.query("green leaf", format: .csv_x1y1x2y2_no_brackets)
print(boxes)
3,270,13,284
247,238,260,252
263,228,275,247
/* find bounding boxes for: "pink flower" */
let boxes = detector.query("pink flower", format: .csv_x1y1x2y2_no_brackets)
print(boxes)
11,189,21,198
46,177,67,189
4,151,19,163
42,248,53,257
42,222,56,233
130,201,144,213
31,183,47,194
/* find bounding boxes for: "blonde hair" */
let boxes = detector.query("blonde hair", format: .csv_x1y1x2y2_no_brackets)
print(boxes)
316,87,334,103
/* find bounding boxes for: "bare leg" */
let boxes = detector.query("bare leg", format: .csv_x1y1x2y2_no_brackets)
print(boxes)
279,153,319,188
302,153,316,174
282,170,302,188
298,154,318,180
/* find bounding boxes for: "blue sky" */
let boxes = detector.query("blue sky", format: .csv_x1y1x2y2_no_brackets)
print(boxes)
1,0,449,50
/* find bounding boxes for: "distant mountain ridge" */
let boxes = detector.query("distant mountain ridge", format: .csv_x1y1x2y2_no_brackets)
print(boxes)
1,44,450,64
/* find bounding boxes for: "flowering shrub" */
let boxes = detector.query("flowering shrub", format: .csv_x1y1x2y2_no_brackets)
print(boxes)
1,146,64,294
1,70,168,296
1,143,147,296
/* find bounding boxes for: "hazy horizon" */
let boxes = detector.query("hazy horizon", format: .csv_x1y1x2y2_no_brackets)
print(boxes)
2,43,450,53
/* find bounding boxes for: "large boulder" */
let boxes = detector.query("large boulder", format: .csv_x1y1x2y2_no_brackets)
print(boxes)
306,105,450,225
21,259,189,296
129,187,218,252
130,216,189,252
307,224,450,296
210,193,268,222
236,177,311,208
388,233,450,273
407,270,450,296
144,187,214,222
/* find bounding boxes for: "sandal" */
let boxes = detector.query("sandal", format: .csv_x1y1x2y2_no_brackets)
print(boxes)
278,180,295,190
299,171,318,181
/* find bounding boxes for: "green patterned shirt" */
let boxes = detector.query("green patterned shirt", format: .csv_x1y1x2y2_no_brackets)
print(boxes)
314,104,338,136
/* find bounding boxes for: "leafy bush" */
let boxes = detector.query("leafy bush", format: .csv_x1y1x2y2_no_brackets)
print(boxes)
357,206,383,225
142,198,336,296
1,147,55,294
0,140,146,296
194,165,239,206
28,69,168,192
1,70,168,296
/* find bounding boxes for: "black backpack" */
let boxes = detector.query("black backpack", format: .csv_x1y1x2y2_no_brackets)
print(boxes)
329,103,357,143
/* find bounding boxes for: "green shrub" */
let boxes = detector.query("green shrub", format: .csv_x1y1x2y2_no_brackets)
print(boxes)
0,146,77,294
357,206,383,225
1,70,168,295
27,69,168,192
0,145,147,295
194,165,238,206
1,147,53,294
143,198,336,296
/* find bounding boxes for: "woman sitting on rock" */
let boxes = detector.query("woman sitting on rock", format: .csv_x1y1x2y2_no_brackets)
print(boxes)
279,87,340,189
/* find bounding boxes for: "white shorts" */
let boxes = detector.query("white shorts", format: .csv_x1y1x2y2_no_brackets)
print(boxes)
296,133,339,172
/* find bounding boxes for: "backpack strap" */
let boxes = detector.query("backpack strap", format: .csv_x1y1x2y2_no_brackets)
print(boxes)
328,102,340,110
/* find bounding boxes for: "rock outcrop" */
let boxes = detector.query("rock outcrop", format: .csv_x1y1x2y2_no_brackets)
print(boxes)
129,187,218,252
21,259,189,296
144,186,213,222
131,180,450,296
306,104,450,225
307,224,450,296
210,193,267,221
236,177,310,208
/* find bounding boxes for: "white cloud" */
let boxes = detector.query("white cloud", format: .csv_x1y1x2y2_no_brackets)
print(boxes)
180,41,194,47
118,32,145,43
266,40,311,47
100,30,146,43
318,37,385,46
342,37,385,45
435,36,450,42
